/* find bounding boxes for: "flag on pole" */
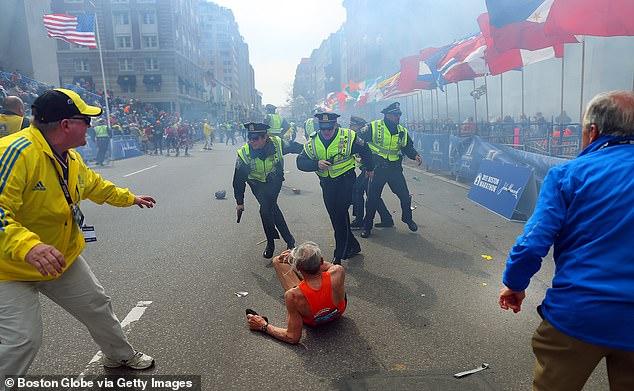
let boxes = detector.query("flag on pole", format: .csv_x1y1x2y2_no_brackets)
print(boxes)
484,0,576,52
479,13,564,75
43,14,97,48
545,0,634,37
436,33,487,85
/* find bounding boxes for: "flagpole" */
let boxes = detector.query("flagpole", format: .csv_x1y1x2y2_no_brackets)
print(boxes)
560,55,565,128
417,90,425,131
579,38,586,122
429,89,434,122
521,68,525,119
500,73,504,121
436,87,440,122
484,74,490,123
90,2,111,133
445,87,449,120
473,79,478,127
456,82,461,125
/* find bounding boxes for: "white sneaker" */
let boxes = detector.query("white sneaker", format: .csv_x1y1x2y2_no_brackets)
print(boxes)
103,351,155,369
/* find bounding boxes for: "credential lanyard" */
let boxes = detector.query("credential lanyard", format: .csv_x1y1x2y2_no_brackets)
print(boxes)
48,156,84,228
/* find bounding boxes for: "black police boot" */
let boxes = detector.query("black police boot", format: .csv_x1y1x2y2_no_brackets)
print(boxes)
350,218,364,229
404,220,418,232
263,241,275,259
286,240,295,250
332,257,342,265
360,229,371,238
345,244,361,259
374,219,394,228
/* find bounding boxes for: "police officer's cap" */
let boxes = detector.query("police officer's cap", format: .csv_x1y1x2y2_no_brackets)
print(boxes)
349,116,367,127
381,102,402,115
265,104,277,111
243,122,269,135
314,112,341,122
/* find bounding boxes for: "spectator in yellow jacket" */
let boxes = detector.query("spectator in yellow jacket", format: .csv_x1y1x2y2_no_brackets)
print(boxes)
0,89,157,380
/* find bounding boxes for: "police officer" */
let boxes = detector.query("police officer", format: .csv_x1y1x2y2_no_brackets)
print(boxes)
233,122,303,259
360,102,422,238
264,104,290,138
349,116,393,229
93,119,111,166
303,116,315,140
297,112,375,264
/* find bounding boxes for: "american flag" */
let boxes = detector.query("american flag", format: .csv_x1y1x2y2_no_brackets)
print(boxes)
43,14,97,48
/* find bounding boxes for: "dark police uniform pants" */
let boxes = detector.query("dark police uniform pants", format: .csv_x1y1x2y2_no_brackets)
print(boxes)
249,179,294,245
320,170,360,259
96,137,110,164
363,163,412,230
352,170,392,222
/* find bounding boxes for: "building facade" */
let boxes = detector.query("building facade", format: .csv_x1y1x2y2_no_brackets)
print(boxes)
52,0,206,117
198,0,260,122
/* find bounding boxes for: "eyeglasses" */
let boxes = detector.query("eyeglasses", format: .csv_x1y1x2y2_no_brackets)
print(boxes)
67,116,92,126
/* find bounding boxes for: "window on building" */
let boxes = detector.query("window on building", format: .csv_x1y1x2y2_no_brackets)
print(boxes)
119,58,134,71
115,35,133,49
220,50,230,57
140,11,156,25
75,60,89,72
113,11,130,25
121,83,135,93
144,58,159,71
146,84,161,92
142,35,159,49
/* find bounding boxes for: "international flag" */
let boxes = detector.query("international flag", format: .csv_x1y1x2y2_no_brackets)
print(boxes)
43,14,97,48
484,0,576,52
479,13,564,75
418,45,454,89
436,33,487,85
545,0,634,37
397,48,440,93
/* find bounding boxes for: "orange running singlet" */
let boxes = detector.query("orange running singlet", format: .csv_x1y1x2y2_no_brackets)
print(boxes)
298,272,347,326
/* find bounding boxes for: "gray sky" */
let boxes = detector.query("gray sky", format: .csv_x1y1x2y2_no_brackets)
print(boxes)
211,0,346,106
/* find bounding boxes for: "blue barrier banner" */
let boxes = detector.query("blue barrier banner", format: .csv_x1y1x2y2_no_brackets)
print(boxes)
467,160,534,220
111,136,143,160
421,134,451,171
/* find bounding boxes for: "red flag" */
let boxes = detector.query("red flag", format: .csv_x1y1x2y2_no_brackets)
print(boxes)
396,48,440,93
437,33,487,84
484,0,577,52
545,0,634,37
479,13,564,76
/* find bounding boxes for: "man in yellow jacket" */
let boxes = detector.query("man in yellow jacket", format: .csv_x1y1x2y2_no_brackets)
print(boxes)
0,89,157,380
0,96,29,138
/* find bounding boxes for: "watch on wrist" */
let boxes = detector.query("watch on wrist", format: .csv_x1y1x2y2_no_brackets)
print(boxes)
261,322,269,333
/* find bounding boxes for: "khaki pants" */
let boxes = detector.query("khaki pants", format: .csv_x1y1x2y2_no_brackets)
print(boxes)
532,319,634,391
0,256,134,383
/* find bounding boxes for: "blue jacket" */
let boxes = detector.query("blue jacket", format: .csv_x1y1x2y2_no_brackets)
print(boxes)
504,135,634,351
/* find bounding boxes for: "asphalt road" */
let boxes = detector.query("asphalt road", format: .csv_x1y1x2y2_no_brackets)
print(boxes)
26,138,609,391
